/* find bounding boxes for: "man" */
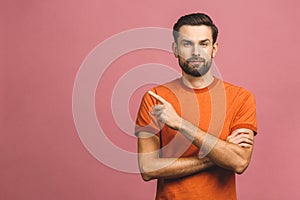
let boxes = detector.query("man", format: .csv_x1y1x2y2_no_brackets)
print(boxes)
135,13,257,200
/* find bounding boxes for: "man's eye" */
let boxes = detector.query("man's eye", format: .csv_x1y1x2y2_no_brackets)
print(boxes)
201,43,208,47
183,42,192,47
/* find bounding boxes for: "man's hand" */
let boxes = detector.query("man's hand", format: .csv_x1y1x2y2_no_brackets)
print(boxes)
148,91,182,129
226,128,254,148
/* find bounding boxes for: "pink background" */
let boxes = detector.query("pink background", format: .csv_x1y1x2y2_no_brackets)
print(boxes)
1,0,300,199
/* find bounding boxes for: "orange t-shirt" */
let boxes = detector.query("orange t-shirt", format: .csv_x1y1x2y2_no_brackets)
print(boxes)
135,77,257,200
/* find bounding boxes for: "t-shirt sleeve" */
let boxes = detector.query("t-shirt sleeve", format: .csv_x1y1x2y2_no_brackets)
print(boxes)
231,90,258,135
134,89,162,137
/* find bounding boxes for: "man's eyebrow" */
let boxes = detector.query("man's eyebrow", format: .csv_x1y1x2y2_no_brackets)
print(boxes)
200,39,210,43
181,39,193,43
180,39,211,43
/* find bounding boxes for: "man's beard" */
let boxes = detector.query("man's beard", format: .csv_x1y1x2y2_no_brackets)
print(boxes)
178,56,212,77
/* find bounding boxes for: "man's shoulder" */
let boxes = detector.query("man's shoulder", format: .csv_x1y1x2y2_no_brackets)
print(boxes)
151,78,181,93
139,78,181,103
220,79,255,103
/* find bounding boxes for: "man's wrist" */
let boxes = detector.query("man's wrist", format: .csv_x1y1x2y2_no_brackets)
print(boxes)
173,117,183,130
177,119,199,141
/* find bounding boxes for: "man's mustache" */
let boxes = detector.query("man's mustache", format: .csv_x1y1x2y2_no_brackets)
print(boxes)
186,57,205,62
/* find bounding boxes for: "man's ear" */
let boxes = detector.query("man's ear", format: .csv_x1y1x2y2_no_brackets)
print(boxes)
212,42,218,58
172,42,178,58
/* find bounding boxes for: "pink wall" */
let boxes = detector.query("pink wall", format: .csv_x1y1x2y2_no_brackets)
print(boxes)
1,0,300,199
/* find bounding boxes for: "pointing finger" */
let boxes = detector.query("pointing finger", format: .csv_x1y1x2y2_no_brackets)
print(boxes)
148,91,168,104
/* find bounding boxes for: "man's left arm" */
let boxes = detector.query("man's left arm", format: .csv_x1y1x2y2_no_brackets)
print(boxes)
179,121,254,174
148,91,255,174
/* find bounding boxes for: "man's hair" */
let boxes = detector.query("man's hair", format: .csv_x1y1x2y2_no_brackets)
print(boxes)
173,13,219,44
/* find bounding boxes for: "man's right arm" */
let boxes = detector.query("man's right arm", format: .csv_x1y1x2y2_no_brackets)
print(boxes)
137,131,214,181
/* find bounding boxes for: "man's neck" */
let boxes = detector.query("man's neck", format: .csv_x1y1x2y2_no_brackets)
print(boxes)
181,71,214,89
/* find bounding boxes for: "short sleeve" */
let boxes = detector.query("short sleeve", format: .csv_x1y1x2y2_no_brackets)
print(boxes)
134,89,162,137
231,90,258,135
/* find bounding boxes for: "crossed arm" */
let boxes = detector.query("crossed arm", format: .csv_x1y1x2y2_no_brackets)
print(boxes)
137,91,254,181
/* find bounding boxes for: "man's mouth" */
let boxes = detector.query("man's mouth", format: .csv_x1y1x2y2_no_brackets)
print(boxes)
188,60,204,66
189,60,203,64
187,58,205,64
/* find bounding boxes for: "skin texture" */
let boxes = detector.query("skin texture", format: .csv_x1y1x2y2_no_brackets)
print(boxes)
138,131,215,181
137,25,255,181
172,25,217,88
174,25,216,77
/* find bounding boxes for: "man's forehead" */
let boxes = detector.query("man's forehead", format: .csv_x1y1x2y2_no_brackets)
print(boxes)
177,25,213,41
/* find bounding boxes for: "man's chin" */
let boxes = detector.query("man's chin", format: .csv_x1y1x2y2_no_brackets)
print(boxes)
184,70,204,77
179,61,211,77
191,64,200,68
187,67,211,77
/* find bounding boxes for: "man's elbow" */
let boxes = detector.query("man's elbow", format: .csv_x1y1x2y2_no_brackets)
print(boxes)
141,172,152,181
139,163,157,181
234,159,250,174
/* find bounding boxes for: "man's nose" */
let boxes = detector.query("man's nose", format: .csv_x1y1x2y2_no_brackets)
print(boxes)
192,45,200,56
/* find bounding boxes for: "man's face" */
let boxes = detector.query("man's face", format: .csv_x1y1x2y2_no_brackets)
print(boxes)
173,25,218,77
